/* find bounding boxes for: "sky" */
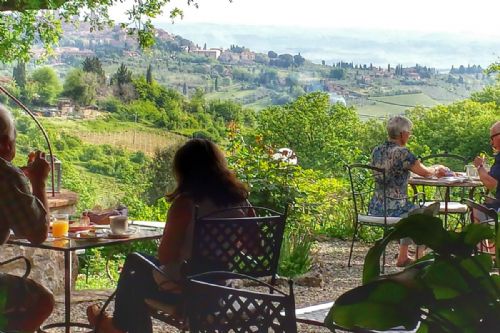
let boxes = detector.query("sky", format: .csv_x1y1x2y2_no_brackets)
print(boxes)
108,0,500,68
107,0,500,39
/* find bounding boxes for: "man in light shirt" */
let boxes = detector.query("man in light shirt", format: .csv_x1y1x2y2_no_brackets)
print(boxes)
0,104,54,332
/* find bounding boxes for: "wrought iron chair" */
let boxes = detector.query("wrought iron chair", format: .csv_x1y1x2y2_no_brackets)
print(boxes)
0,256,32,333
185,271,297,333
463,199,498,261
347,164,425,269
96,206,286,331
419,153,469,228
0,256,31,278
147,206,286,327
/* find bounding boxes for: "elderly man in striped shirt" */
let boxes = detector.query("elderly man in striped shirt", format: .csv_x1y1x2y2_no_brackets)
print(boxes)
0,104,54,332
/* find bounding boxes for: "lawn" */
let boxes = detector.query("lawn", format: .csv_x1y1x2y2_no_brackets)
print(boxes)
356,93,441,118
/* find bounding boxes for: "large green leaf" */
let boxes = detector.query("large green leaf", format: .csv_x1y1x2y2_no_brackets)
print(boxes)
362,214,492,283
324,279,421,331
462,223,494,247
363,214,448,283
421,260,469,299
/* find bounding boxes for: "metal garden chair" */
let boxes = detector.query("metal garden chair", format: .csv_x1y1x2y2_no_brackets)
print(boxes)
347,164,425,269
96,206,287,331
463,198,498,264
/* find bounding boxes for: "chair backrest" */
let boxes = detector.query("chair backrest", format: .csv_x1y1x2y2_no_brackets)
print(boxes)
347,163,387,217
189,206,286,283
420,153,467,172
185,271,297,333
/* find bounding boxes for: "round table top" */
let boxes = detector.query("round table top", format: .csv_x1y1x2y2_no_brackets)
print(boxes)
409,175,483,187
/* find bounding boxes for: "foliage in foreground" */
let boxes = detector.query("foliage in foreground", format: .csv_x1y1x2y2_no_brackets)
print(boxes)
325,214,500,333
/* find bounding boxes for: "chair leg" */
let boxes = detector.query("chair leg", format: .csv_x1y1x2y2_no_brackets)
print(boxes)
348,223,359,267
381,229,387,274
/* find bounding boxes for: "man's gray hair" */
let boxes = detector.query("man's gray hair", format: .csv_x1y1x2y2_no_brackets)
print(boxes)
490,121,500,134
0,104,15,140
387,115,412,139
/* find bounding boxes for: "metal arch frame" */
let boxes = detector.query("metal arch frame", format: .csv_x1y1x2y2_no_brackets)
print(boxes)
0,85,55,196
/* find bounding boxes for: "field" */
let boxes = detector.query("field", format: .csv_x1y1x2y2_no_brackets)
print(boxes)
356,93,442,118
42,118,186,155
74,130,184,156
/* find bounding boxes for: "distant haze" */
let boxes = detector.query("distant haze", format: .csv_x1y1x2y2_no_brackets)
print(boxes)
158,23,500,70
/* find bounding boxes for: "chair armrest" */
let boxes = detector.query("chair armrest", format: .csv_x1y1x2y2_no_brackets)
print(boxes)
0,256,31,278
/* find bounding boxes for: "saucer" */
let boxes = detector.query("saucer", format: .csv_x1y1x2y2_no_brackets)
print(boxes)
105,228,136,239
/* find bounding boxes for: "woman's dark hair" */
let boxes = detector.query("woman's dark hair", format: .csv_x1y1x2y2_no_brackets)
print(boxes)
166,139,248,206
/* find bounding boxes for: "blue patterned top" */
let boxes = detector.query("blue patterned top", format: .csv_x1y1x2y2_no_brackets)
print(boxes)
368,141,417,217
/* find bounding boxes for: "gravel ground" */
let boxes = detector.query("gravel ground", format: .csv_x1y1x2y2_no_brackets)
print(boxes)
45,239,403,332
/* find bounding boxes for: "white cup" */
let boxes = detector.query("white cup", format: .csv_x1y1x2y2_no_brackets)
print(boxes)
109,215,128,235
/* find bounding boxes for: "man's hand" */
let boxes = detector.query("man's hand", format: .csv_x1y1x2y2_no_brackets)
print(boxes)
473,156,485,168
23,151,50,186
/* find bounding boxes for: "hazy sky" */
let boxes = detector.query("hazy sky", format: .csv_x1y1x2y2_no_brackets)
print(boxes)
108,0,500,38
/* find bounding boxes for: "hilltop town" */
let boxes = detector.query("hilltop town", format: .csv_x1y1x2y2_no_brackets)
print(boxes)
0,22,493,118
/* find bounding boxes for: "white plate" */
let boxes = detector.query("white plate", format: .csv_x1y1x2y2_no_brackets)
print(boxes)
71,231,104,241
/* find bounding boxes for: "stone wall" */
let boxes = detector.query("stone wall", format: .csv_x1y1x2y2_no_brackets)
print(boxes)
0,244,79,294
0,190,79,294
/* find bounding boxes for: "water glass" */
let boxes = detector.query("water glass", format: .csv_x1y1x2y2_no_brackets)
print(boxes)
465,165,477,177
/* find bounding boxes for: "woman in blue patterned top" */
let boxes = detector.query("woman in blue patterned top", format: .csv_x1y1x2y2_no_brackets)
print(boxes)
369,115,448,267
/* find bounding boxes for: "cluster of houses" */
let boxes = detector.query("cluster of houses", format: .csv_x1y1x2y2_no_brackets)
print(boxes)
189,47,257,65
38,99,101,119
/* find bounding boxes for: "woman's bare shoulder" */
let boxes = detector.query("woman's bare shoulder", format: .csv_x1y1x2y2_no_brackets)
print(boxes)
169,194,195,212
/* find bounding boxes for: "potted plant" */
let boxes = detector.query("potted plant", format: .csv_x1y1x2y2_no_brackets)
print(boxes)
325,214,500,332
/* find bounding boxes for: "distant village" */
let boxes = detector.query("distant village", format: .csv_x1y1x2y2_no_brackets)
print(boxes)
0,22,483,118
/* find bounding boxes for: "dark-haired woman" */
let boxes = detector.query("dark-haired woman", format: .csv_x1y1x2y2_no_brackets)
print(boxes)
87,139,252,333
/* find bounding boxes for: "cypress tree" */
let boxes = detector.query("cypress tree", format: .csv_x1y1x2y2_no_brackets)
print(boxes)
146,64,153,84
13,61,26,91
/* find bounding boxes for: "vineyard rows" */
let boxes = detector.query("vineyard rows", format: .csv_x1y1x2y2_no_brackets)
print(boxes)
75,130,185,155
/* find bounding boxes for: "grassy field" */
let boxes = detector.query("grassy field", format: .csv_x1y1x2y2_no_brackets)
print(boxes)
42,118,186,155
356,93,441,118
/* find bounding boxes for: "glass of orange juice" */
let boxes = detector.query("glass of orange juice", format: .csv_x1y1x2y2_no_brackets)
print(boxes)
52,214,69,238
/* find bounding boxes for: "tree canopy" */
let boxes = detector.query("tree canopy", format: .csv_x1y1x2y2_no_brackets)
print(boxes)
0,0,224,62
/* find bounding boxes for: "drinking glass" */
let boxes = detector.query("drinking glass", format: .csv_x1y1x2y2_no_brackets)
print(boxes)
52,214,69,238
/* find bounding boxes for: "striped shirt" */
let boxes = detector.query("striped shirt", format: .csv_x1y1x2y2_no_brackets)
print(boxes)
0,157,47,244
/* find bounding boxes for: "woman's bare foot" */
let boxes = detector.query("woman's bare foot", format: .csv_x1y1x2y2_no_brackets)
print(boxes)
396,257,415,267
86,304,124,333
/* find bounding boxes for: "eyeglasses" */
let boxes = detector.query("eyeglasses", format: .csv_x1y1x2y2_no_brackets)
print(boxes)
490,132,500,141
